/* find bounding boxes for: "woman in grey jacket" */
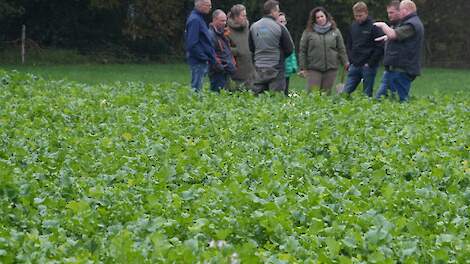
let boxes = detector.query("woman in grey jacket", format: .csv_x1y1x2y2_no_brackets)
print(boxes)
299,7,349,95
226,4,255,90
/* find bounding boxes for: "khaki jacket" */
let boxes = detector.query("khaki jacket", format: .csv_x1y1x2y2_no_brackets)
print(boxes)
226,18,255,82
299,28,348,72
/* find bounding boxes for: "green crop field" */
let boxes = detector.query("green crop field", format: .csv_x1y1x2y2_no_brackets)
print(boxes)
1,63,469,96
0,70,469,263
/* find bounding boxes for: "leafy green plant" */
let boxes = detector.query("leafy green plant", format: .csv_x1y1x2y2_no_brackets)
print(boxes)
0,70,469,263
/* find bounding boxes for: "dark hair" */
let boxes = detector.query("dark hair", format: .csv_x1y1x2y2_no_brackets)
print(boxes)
387,0,400,9
305,7,337,32
263,0,279,16
228,4,246,19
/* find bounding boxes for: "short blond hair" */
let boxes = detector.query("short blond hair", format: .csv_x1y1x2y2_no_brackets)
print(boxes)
400,0,417,13
353,1,368,13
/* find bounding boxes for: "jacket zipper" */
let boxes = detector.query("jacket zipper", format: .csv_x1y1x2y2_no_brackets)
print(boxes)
322,34,327,72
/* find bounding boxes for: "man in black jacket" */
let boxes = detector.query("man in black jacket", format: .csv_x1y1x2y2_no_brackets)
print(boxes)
343,1,384,97
374,0,424,102
375,0,401,100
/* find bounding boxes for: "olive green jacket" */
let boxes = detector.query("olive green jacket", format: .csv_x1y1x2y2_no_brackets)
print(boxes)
299,28,348,72
226,18,255,82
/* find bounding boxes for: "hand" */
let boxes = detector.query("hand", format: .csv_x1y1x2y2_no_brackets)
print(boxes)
212,63,224,73
375,35,388,42
364,63,369,68
373,22,387,29
298,70,306,78
224,63,236,75
344,63,350,72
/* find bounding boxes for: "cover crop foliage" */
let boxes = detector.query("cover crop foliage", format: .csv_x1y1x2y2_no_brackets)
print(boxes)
0,71,469,263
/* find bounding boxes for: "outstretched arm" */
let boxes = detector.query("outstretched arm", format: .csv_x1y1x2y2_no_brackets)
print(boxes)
373,22,397,41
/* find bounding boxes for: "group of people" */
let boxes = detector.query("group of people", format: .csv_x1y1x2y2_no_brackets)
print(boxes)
185,0,424,102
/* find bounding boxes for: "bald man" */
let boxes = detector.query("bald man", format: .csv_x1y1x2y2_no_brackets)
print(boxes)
374,0,424,102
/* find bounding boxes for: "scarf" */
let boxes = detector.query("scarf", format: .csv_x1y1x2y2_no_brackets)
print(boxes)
314,22,332,34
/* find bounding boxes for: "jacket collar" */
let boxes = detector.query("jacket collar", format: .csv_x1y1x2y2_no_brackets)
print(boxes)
210,23,224,35
402,12,417,22
359,16,372,25
227,17,248,31
263,15,277,21
193,9,206,17
389,20,400,27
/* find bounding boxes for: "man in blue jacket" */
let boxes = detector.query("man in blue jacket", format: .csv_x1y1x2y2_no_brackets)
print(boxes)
185,0,216,92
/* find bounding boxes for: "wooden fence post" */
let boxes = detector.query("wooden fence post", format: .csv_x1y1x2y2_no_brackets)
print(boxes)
21,25,26,64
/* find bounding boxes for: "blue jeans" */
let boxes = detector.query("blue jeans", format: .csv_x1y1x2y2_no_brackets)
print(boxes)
209,72,229,92
389,71,413,102
375,70,396,99
343,64,378,97
190,63,208,92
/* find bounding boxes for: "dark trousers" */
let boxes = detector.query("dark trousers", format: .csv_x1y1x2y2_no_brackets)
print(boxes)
388,71,414,102
285,77,290,96
375,70,396,99
209,72,229,92
343,64,378,97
